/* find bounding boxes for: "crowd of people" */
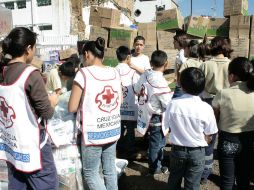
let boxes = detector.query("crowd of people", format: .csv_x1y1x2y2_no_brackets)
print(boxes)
0,27,254,190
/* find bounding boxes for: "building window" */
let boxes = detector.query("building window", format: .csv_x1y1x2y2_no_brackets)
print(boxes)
17,1,26,9
37,0,51,7
4,2,15,10
39,25,52,31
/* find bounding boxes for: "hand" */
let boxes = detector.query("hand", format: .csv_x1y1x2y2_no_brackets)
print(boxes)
127,61,136,70
48,93,59,107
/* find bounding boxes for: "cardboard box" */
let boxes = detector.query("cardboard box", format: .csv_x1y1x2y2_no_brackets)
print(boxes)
164,49,178,69
239,15,251,38
89,6,120,28
0,7,13,38
157,30,175,50
229,15,251,38
206,18,229,37
224,0,248,17
185,16,209,38
59,48,78,60
231,38,250,58
249,38,254,60
156,8,184,31
138,22,157,46
89,26,109,46
229,15,239,38
251,15,254,38
109,27,137,49
103,48,118,67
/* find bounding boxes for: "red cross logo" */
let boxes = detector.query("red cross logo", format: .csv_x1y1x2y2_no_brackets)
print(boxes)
0,101,8,118
102,89,115,104
95,86,119,113
138,84,148,105
0,96,16,128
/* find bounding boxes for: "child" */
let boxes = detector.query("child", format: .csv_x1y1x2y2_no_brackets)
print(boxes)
0,27,58,190
200,37,233,183
172,32,188,98
134,50,172,175
115,46,139,158
213,57,254,190
129,36,151,75
69,37,121,190
46,60,76,94
165,67,218,190
179,40,202,73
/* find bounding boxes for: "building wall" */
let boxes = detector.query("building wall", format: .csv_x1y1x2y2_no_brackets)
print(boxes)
1,0,71,36
133,0,172,23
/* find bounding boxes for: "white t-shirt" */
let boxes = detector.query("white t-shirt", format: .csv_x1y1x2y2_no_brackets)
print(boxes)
74,66,119,89
164,94,218,147
131,54,151,72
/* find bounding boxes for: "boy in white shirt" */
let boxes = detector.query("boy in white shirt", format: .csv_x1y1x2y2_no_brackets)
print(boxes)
164,67,218,190
115,46,139,157
129,36,151,75
134,50,172,175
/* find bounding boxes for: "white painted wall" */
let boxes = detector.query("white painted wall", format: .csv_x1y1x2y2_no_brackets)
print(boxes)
134,0,172,23
1,0,71,36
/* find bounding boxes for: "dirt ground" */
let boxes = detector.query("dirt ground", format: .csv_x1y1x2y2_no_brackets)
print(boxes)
118,137,254,190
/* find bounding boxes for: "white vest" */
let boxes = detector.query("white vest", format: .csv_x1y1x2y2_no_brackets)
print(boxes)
119,68,138,121
78,67,121,146
137,75,171,136
0,66,42,172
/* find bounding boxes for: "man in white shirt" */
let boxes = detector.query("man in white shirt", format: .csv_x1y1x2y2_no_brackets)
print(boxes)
164,67,218,190
129,36,151,75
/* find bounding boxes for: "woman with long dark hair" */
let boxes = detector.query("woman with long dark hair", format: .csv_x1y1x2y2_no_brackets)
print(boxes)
69,37,121,190
0,27,58,189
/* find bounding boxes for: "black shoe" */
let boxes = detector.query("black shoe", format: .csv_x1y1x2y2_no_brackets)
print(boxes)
200,178,208,185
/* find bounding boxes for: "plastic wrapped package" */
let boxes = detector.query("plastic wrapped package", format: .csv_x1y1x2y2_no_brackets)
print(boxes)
47,92,77,147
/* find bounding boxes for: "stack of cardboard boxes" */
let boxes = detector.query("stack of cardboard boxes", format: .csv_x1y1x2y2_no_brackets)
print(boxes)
89,6,137,67
138,22,157,58
225,0,251,59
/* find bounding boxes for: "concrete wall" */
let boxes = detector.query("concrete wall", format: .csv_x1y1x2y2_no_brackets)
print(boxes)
133,0,172,23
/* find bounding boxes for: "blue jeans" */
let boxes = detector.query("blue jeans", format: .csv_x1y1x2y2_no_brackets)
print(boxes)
8,140,58,190
117,120,136,153
218,131,254,190
202,134,217,180
81,142,118,190
148,125,166,173
168,146,205,190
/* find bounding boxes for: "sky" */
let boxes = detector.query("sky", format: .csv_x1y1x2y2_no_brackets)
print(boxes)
176,0,254,17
